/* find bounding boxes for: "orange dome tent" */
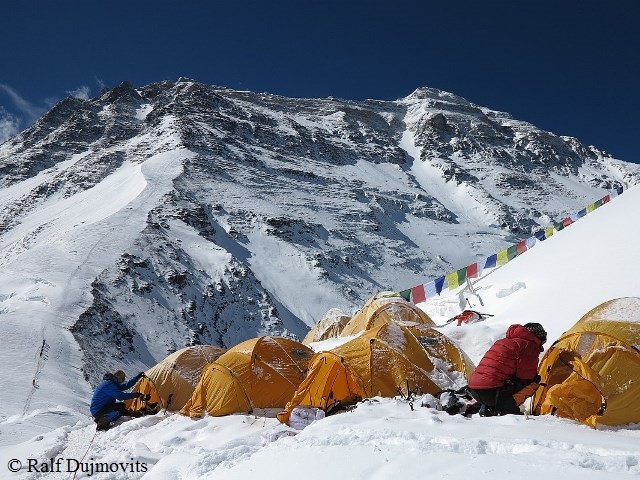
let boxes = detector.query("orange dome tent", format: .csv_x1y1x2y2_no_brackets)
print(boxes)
303,308,351,344
127,344,226,413
339,291,434,337
532,297,640,427
278,322,474,425
181,336,314,418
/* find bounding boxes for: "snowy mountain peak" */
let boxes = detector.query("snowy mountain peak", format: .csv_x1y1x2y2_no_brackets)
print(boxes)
1,79,640,438
404,86,475,106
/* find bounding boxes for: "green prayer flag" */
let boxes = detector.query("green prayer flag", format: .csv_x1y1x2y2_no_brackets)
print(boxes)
457,267,467,284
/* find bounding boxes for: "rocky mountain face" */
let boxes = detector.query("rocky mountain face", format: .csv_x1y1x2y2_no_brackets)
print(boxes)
1,78,638,384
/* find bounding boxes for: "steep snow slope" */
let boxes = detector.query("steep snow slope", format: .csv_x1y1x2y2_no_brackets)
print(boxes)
1,79,639,444
1,184,638,479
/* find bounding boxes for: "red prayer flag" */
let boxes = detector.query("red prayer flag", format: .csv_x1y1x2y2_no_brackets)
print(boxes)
516,240,527,255
602,194,610,204
466,263,478,279
562,217,573,228
411,284,426,304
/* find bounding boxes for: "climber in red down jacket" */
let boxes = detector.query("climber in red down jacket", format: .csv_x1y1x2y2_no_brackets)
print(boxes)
467,323,547,416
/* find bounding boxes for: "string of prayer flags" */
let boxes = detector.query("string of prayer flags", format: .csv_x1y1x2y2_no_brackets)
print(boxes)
397,187,624,304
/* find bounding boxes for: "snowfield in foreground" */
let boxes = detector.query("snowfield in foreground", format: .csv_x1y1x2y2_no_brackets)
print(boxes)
1,186,640,479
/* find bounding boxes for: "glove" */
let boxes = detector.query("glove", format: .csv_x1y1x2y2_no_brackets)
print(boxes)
138,372,146,380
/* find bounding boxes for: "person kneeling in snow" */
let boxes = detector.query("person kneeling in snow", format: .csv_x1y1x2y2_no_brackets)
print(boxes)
90,370,148,431
467,323,546,417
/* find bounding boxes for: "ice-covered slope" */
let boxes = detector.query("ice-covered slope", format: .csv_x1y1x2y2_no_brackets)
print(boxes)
1,183,638,479
0,79,639,443
423,184,640,362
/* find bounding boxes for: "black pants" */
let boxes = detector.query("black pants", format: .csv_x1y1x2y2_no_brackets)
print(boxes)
93,402,129,425
467,385,521,415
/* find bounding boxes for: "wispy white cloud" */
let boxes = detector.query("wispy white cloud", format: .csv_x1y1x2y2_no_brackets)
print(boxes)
95,77,106,90
67,85,91,100
0,82,97,141
44,85,91,108
0,83,45,122
0,106,20,143
44,96,59,108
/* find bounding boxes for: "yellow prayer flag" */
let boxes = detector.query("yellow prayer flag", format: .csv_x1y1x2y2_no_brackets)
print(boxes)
587,203,595,213
544,226,554,238
446,271,459,290
497,249,509,266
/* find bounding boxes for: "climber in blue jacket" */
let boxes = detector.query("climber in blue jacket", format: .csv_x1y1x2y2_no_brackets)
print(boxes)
90,370,147,430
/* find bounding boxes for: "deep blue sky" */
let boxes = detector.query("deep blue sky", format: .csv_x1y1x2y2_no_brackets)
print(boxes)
1,0,638,161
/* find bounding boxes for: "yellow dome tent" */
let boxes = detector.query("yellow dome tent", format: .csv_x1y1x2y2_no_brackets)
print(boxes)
127,344,226,413
532,297,640,428
404,323,476,380
339,291,434,337
278,322,474,425
180,336,314,418
302,308,351,344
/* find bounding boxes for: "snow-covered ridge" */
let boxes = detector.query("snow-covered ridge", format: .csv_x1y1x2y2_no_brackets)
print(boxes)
2,184,640,479
1,79,639,445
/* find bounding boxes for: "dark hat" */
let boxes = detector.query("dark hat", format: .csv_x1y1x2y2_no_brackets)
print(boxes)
524,323,547,344
113,370,126,383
